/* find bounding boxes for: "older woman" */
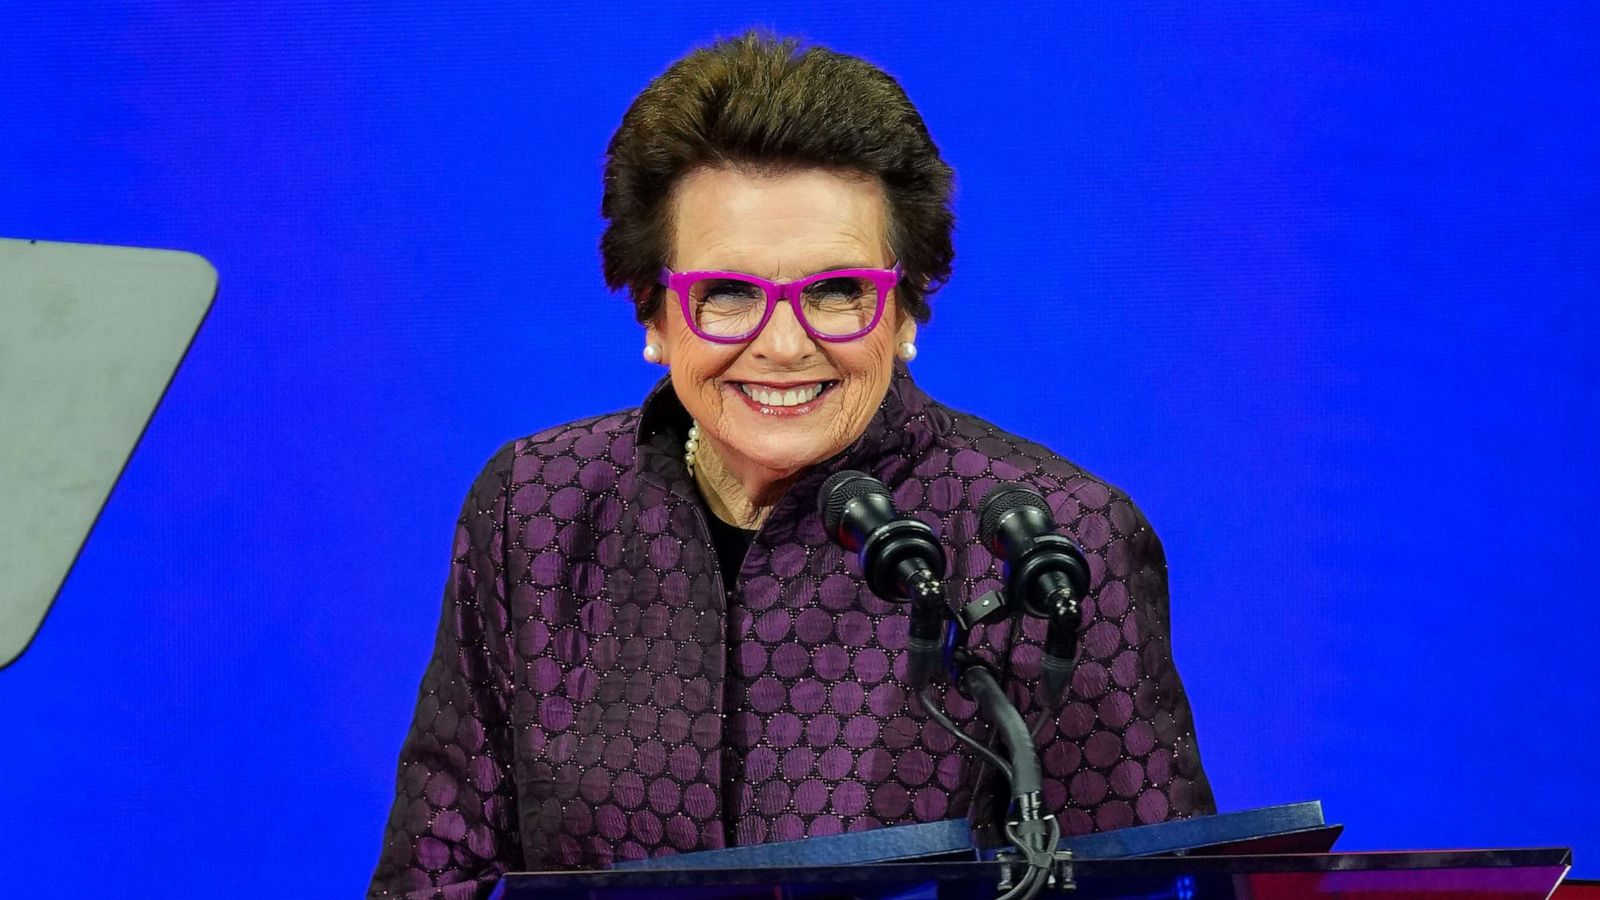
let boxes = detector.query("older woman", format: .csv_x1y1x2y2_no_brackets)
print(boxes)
370,32,1213,899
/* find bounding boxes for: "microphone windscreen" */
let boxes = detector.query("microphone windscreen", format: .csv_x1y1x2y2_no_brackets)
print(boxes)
819,470,888,534
978,482,1053,546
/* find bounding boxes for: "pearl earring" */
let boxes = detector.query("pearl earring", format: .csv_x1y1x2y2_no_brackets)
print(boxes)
898,341,918,361
643,343,663,364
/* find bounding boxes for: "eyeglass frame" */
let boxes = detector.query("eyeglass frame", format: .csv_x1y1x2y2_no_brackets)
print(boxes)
657,263,904,344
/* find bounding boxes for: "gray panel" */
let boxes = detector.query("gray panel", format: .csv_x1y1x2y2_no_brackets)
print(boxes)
0,238,216,669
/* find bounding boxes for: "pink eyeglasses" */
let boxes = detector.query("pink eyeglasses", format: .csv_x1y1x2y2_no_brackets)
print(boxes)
658,264,903,344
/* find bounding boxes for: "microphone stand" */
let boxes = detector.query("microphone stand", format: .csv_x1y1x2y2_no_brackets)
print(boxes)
918,587,1062,900
818,473,1062,896
901,565,951,691
950,654,1060,900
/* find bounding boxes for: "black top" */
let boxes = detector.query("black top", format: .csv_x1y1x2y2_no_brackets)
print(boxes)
701,504,757,596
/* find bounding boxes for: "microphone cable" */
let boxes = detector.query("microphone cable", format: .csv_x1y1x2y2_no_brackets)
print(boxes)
997,814,1061,900
917,688,1013,782
918,688,1057,900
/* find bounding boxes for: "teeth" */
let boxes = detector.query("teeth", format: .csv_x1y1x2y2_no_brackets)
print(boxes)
740,382,826,407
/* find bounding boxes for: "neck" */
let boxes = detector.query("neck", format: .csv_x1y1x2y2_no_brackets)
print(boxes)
692,432,799,530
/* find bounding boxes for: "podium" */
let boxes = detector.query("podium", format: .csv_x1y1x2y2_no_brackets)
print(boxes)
490,804,1576,899
495,849,1572,899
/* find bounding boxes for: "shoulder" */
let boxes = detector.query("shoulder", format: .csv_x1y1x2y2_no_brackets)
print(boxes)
460,407,644,510
913,396,1152,540
514,407,642,464
504,406,644,486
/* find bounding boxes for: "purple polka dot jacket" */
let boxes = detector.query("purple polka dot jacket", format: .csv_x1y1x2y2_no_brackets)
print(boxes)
369,372,1214,898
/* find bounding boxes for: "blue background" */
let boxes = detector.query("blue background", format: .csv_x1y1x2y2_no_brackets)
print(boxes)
2,2,1596,894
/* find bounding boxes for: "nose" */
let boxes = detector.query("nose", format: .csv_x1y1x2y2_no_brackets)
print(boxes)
749,295,818,363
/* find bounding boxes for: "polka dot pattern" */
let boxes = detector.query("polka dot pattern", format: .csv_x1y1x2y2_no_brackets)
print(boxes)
370,373,1214,897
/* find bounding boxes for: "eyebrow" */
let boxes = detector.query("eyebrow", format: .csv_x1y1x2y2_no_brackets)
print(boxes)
694,262,883,278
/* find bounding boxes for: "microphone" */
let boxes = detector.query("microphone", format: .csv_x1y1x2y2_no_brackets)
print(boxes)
820,470,949,688
979,483,1091,699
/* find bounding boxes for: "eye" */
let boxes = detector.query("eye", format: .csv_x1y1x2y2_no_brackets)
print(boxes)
804,277,869,306
696,279,763,306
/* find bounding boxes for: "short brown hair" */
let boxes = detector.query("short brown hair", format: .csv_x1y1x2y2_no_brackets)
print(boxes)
601,31,955,325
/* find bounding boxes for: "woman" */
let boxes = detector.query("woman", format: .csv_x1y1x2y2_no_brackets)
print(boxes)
370,32,1214,899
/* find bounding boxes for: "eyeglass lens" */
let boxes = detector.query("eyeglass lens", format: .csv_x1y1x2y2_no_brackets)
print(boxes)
689,275,880,339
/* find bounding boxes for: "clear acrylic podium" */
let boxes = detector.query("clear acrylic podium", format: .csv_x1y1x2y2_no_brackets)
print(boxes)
489,804,1574,898
493,848,1572,899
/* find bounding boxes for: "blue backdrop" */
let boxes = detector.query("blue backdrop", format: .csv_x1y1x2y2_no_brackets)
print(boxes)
2,2,1596,894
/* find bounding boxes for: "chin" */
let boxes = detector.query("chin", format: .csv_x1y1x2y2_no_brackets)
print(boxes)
725,435,837,477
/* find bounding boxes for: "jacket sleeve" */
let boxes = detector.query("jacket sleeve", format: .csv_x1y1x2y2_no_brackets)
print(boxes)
369,443,524,899
1009,488,1217,835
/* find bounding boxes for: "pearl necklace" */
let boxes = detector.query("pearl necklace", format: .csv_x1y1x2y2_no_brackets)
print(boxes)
684,421,769,531
684,420,701,477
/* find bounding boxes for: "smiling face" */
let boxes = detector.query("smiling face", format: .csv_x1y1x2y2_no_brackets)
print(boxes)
648,165,915,485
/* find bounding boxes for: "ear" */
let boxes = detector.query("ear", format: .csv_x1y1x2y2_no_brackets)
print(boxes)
645,319,669,364
896,313,917,347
